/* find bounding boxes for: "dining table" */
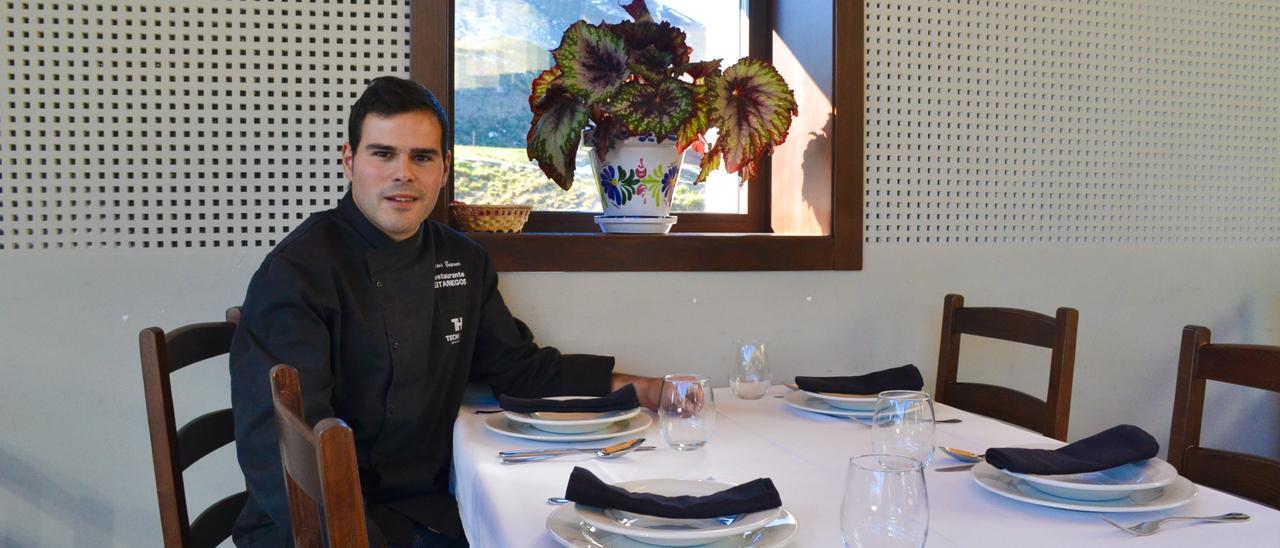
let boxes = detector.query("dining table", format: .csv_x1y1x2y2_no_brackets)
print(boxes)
451,385,1280,547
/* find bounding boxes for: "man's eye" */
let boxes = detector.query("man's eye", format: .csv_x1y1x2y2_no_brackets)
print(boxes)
415,155,431,162
372,150,391,158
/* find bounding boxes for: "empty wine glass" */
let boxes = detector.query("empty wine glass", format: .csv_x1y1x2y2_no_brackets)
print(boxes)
730,341,772,399
870,390,935,467
841,454,929,548
658,374,716,450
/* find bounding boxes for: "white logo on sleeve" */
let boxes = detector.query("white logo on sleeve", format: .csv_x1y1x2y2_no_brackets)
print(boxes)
445,316,463,344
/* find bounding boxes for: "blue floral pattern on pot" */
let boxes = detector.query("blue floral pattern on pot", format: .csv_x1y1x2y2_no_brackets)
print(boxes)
598,164,640,207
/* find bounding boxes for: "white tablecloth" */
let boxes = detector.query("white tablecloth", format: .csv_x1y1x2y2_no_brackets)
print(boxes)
452,386,1279,547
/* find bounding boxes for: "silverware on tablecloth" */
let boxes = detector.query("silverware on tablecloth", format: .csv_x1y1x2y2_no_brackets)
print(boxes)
498,438,646,457
939,446,984,462
501,439,650,463
1101,513,1250,536
934,463,978,472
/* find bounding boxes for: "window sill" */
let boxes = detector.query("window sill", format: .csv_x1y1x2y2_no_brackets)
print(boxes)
466,232,843,272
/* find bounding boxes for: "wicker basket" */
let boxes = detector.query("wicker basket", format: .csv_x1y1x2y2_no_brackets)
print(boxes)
449,203,533,233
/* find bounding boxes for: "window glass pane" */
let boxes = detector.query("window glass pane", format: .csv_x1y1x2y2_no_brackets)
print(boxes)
453,0,750,213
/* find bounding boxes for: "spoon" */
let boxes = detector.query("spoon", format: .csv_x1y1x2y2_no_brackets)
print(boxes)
503,438,646,464
939,446,984,462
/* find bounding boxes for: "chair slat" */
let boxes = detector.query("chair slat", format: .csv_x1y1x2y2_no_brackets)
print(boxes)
1196,344,1280,392
176,408,236,472
1183,447,1280,509
276,401,325,502
952,307,1057,348
165,322,237,373
188,491,249,548
942,382,1048,434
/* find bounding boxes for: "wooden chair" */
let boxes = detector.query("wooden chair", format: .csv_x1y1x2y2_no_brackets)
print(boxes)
935,293,1079,440
139,307,248,548
1168,325,1280,509
270,364,369,548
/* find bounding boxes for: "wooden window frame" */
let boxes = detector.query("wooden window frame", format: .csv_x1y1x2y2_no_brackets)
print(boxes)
413,1,861,271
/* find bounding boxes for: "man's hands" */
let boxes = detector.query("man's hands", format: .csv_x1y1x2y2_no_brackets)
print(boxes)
611,373,663,411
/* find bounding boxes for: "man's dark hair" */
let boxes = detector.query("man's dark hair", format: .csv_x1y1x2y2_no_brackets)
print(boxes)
348,76,450,149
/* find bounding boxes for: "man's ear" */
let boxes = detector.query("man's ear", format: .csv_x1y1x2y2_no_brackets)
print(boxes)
442,150,452,181
341,142,355,182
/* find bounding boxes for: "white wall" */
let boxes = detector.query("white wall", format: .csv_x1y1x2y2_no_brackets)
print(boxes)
2,243,1278,546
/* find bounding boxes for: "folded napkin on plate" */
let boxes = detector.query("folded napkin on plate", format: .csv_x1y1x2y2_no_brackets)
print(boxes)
564,467,782,519
986,424,1160,475
795,364,924,395
498,384,639,414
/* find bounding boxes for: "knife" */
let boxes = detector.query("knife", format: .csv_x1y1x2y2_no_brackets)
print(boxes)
934,463,977,472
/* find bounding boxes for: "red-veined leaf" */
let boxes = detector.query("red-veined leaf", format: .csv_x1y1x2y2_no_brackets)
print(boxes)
611,79,694,141
527,92,589,190
680,59,722,82
529,66,562,109
676,77,717,153
694,142,723,184
627,45,674,83
711,58,797,182
607,21,691,68
620,0,654,23
553,21,630,106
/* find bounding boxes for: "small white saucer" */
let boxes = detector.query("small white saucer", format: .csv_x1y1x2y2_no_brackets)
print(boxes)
595,215,678,234
547,505,797,548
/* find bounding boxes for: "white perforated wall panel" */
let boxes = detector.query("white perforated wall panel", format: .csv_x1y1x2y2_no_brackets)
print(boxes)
864,0,1280,245
1,0,410,250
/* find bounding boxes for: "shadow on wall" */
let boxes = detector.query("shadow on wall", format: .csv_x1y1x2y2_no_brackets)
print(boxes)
801,114,832,221
0,446,115,547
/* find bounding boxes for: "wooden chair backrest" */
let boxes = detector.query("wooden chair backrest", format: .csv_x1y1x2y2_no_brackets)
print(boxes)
935,293,1079,440
1168,325,1280,509
270,364,369,548
139,307,248,548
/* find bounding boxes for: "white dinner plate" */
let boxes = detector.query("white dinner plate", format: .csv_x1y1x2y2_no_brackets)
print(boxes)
547,505,797,548
996,444,1178,501
484,413,652,443
800,389,878,411
972,461,1197,512
573,479,783,547
504,398,643,434
782,391,875,418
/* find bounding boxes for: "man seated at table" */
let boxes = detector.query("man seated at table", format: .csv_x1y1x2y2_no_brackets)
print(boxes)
229,76,661,547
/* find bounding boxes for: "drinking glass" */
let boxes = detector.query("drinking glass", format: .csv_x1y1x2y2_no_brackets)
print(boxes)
840,454,929,548
870,390,935,467
658,374,716,450
729,341,772,399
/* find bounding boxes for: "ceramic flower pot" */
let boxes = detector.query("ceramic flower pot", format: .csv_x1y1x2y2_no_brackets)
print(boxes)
583,131,688,233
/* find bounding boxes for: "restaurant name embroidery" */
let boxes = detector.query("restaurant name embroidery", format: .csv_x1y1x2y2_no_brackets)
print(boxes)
433,260,467,289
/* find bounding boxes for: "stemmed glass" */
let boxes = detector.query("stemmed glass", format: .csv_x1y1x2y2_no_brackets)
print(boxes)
730,341,772,399
870,390,935,468
657,374,716,450
841,454,929,548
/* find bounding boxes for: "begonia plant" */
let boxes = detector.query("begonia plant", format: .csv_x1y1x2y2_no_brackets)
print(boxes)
526,0,798,191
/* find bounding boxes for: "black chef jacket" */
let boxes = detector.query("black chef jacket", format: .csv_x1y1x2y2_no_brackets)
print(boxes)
229,192,614,546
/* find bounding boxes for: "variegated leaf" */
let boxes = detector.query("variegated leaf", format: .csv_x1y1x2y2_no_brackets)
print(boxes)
608,21,691,68
529,66,561,109
676,76,718,153
611,79,694,142
680,59,722,82
527,92,589,190
711,58,797,182
694,142,723,184
620,0,654,23
627,45,674,83
588,115,623,164
553,21,630,106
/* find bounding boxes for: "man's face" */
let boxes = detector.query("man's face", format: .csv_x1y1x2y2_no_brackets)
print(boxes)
342,111,450,242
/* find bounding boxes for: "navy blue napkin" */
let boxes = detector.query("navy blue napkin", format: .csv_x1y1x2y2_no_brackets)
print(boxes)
564,467,782,519
499,384,639,414
795,364,924,395
986,425,1160,475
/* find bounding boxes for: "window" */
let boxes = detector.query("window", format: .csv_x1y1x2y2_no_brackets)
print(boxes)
412,0,861,271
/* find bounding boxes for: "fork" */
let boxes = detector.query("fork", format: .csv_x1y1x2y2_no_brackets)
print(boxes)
1100,512,1250,536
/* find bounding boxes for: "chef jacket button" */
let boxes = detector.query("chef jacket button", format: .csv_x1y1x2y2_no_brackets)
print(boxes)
375,280,383,288
392,341,400,350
